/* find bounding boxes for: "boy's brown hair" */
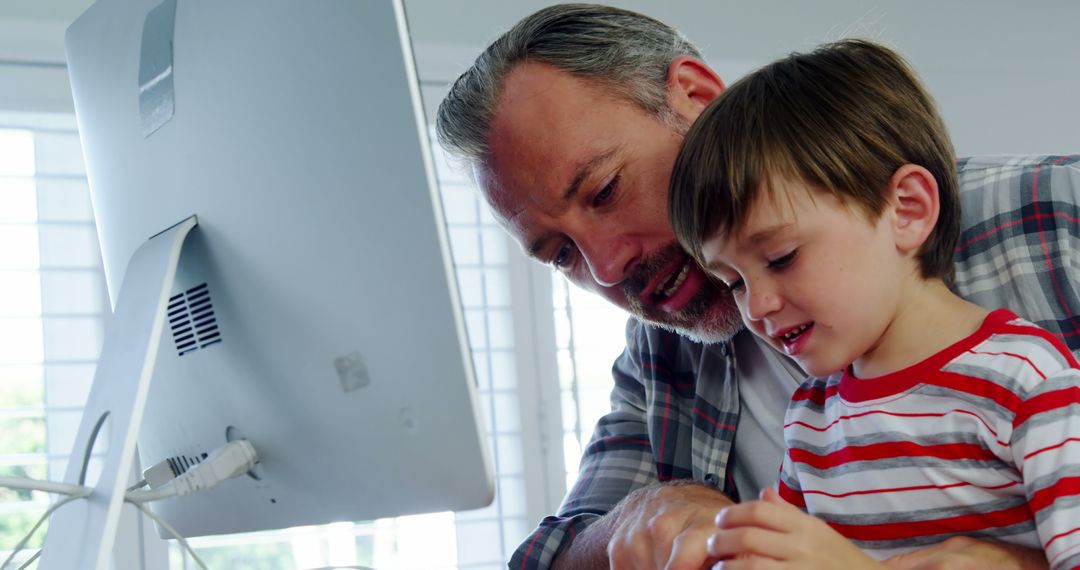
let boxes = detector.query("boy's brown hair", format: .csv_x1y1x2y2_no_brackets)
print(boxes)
669,39,960,284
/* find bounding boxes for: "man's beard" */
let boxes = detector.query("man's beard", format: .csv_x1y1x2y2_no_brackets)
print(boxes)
621,243,744,344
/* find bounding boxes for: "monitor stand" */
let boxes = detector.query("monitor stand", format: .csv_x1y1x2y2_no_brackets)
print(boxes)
39,216,198,570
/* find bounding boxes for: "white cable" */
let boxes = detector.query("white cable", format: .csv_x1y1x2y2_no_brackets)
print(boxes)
126,440,258,504
0,477,89,497
0,491,89,570
14,549,39,570
127,500,208,570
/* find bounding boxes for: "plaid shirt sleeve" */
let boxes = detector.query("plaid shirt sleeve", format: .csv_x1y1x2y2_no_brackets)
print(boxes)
954,155,1080,356
509,319,668,570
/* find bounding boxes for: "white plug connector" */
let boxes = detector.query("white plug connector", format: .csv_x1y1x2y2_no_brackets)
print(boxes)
126,440,258,503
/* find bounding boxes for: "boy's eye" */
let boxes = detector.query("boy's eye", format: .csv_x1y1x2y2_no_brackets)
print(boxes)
768,249,798,270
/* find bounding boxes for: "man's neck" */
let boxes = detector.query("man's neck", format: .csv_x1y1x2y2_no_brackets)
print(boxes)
852,278,989,378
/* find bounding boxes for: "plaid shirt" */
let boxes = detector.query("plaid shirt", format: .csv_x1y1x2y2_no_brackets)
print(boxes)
509,155,1080,569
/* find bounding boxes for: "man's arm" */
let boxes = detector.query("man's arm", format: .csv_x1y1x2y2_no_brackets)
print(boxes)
552,481,734,570
511,320,740,570
510,321,666,570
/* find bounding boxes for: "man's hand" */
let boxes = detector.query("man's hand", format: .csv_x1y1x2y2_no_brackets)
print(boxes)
605,480,735,570
705,488,884,570
884,536,1049,570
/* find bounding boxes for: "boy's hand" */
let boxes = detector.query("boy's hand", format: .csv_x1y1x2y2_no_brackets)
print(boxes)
706,488,885,569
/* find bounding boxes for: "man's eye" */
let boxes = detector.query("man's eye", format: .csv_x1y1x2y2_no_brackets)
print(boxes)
552,243,575,268
726,278,745,293
593,175,619,206
768,249,798,270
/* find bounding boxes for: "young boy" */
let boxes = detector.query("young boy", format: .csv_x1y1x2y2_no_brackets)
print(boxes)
668,39,1080,568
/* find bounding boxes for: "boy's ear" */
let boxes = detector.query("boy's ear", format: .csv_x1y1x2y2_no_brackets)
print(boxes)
889,164,940,254
666,56,725,123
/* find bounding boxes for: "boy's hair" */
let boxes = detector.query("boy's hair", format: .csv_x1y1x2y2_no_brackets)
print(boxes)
669,39,960,284
435,4,700,165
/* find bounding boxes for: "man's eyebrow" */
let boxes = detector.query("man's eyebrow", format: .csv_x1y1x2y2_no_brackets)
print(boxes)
563,147,619,202
527,236,549,259
527,148,620,258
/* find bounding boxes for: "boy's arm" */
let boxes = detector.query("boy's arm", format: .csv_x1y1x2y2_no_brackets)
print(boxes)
1012,366,1080,569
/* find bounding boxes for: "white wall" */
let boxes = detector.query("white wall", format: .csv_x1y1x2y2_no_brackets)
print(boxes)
405,0,1080,157
7,1,1078,156
0,20,73,114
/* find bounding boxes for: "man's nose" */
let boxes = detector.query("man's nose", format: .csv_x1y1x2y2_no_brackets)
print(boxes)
580,236,639,288
743,280,782,322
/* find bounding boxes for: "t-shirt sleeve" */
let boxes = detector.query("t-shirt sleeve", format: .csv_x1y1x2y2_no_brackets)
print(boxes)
1011,366,1080,569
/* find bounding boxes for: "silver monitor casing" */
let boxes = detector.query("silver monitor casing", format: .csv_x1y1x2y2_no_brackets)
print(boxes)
62,0,493,541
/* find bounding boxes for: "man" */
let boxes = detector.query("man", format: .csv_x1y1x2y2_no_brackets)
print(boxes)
435,4,1080,569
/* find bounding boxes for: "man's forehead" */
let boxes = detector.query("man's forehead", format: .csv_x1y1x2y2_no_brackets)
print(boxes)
473,161,536,245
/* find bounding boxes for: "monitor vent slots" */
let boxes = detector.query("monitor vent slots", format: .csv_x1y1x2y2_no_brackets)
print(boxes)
168,283,223,356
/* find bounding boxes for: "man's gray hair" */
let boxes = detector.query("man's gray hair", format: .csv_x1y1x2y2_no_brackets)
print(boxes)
435,3,701,164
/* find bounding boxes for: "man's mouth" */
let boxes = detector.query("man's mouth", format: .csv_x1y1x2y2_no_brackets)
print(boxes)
636,256,702,314
653,260,691,301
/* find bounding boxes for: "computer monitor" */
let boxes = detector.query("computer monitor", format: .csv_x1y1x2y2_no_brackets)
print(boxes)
59,0,493,544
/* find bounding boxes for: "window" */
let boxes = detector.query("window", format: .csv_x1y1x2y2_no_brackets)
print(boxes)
551,277,631,489
0,115,107,569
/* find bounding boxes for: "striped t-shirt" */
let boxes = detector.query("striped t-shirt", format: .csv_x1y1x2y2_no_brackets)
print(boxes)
778,309,1080,568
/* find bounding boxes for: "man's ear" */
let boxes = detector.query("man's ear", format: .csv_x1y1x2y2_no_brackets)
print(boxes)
666,56,725,123
889,164,940,254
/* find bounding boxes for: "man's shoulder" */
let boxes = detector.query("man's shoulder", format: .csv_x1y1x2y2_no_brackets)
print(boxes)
958,154,1080,179
957,154,1080,205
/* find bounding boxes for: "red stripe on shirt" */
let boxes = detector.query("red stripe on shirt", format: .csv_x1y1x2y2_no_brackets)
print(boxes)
789,441,998,470
830,503,1033,542
801,480,1020,499
966,348,1047,380
1046,526,1080,558
995,321,1080,368
790,383,836,406
785,408,1004,444
925,371,1024,413
1028,476,1080,516
1023,437,1080,464
1014,387,1080,429
778,478,806,509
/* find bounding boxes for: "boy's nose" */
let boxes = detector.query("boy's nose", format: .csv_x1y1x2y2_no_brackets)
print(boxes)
744,284,782,322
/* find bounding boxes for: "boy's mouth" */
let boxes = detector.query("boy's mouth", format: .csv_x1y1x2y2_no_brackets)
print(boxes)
773,322,814,355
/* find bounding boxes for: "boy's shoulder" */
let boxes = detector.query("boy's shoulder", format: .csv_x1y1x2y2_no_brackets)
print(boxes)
947,309,1080,389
